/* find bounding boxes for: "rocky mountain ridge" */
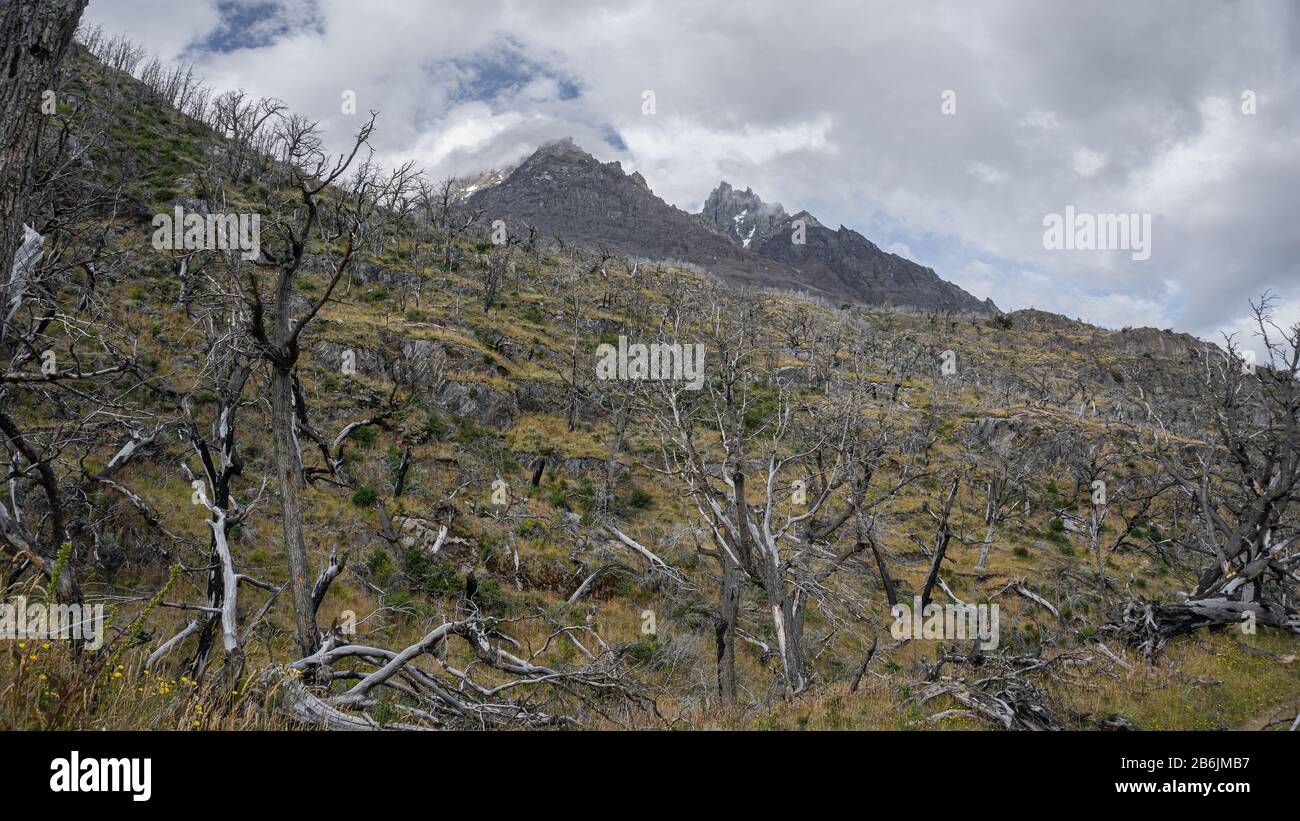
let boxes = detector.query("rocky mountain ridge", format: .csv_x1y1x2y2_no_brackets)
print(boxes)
467,140,996,314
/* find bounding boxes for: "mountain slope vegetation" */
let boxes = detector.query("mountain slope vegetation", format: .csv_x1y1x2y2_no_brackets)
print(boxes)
1,33,1297,731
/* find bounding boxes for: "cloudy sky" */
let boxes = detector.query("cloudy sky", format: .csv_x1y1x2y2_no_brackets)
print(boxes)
84,0,1300,351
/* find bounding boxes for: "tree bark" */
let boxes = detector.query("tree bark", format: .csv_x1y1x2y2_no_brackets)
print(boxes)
270,364,318,655
0,0,87,279
975,522,996,576
734,470,806,695
870,540,898,607
0,2,89,606
766,591,806,695
715,547,739,705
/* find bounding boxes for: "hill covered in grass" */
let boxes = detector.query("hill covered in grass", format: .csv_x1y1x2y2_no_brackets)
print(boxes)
2,38,1297,731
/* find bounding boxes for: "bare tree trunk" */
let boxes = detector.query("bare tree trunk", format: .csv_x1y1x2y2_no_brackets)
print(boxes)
208,509,244,683
715,548,739,705
920,477,960,610
599,398,630,514
192,551,223,675
754,540,806,693
870,541,898,607
734,470,807,695
270,365,318,655
1089,504,1109,602
0,0,87,278
975,522,996,576
765,588,806,695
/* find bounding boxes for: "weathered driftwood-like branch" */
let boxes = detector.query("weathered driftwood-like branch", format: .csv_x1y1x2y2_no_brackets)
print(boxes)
912,651,1086,730
145,619,198,670
992,577,1060,619
605,524,683,581
311,544,349,615
567,563,631,604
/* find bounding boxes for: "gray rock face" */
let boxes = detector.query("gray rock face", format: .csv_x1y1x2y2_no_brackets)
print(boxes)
697,182,996,315
468,139,997,314
698,181,788,248
1118,326,1202,358
964,414,1080,466
1005,308,1090,332
749,213,998,314
437,380,516,429
466,139,802,292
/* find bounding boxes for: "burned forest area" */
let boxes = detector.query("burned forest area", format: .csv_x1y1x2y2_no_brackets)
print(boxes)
1,2,1297,779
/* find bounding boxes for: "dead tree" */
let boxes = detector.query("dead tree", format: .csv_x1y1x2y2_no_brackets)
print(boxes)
179,328,256,680
209,90,284,183
648,291,898,698
966,446,1035,576
244,110,419,655
420,176,481,272
1124,296,1300,653
1063,433,1127,598
919,476,961,609
480,246,510,312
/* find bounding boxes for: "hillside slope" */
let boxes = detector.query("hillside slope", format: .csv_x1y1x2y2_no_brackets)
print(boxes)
2,41,1297,732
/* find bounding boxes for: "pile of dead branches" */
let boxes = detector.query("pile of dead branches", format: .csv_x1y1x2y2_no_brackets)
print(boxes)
260,613,659,730
911,651,1094,730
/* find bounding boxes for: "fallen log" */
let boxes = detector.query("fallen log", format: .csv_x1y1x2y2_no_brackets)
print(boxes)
1118,597,1300,657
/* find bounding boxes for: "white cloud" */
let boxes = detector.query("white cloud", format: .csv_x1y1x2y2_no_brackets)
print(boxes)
1071,147,1107,178
83,0,221,60
1017,110,1062,131
968,163,1010,185
391,105,530,169
620,114,835,209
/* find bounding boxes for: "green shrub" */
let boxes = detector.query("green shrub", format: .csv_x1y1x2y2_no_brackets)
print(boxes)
350,426,377,448
621,484,654,511
351,485,378,507
365,546,393,577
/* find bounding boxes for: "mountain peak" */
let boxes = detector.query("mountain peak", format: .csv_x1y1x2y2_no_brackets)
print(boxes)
471,142,996,314
788,209,824,229
699,182,787,249
530,137,593,162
